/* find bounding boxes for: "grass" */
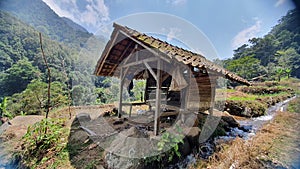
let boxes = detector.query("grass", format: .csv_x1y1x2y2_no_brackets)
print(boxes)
19,118,72,168
192,110,300,169
287,97,300,113
194,78,300,168
216,88,235,93
227,95,257,101
11,80,299,168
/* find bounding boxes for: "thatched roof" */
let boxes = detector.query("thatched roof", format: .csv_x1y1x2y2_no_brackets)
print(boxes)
94,23,250,85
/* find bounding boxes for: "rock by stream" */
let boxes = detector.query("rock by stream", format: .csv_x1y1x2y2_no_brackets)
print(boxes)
172,96,297,169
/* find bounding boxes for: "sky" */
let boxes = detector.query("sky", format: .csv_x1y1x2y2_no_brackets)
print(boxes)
42,0,296,59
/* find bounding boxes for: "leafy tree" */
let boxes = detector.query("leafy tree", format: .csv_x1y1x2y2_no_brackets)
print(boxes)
7,80,68,116
232,44,250,59
228,9,300,80
71,85,96,106
132,80,146,102
285,68,291,79
276,68,284,81
225,55,265,80
0,58,39,96
275,48,300,78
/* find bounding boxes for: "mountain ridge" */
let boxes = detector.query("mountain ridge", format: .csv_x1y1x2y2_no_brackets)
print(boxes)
0,0,94,49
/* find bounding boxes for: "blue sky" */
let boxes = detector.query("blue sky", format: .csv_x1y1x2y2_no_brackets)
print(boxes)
43,0,296,59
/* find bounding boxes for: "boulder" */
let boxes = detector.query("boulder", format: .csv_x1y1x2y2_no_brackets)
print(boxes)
184,127,201,149
221,115,239,128
104,127,155,169
179,137,192,156
76,113,91,122
0,115,44,168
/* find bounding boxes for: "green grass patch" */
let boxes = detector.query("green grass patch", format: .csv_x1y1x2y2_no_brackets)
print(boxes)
287,97,300,113
20,118,70,168
216,88,236,93
228,95,257,101
259,91,290,97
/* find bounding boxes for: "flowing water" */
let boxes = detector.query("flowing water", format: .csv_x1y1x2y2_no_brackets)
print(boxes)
236,96,296,139
172,96,298,169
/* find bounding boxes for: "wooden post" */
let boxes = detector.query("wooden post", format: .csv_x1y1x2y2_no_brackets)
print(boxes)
129,104,132,117
182,67,191,122
118,68,124,118
154,59,161,135
209,78,216,115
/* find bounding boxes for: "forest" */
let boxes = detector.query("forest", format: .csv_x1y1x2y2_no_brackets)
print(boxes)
0,0,299,120
222,9,300,81
0,0,300,168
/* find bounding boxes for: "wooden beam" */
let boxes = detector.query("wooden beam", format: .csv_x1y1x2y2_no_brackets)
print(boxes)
119,30,171,63
108,41,133,76
161,73,170,83
121,57,158,68
123,44,138,65
143,61,157,81
97,31,120,75
118,67,124,118
121,67,129,81
154,59,161,136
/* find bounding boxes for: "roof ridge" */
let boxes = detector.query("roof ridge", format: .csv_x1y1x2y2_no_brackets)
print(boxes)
114,22,206,58
100,22,251,85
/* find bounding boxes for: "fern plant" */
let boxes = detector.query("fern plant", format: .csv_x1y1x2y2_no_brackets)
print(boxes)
0,97,13,119
21,118,67,166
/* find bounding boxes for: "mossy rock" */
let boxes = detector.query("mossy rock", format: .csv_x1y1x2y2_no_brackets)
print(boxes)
224,100,267,117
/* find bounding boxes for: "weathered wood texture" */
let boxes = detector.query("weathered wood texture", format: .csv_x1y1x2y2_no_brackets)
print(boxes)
94,23,250,86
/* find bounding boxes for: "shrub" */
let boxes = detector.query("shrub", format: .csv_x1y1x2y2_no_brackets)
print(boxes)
236,86,293,95
287,97,300,113
21,118,68,167
144,125,184,167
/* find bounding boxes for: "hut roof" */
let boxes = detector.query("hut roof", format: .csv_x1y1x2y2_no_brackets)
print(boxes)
94,23,250,85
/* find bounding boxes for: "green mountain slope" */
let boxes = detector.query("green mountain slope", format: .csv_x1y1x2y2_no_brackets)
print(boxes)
224,9,300,80
0,0,93,49
0,10,101,115
0,10,73,94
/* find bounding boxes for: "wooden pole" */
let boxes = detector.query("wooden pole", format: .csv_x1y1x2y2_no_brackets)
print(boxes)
182,67,191,122
209,78,216,115
154,59,161,135
39,33,51,119
118,68,124,118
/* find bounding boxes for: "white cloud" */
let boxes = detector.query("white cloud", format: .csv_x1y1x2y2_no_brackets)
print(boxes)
275,0,286,7
232,19,262,49
43,0,110,32
166,0,187,6
164,27,181,41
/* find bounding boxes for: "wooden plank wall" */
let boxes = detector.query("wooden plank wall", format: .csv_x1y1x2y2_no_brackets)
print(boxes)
187,71,217,112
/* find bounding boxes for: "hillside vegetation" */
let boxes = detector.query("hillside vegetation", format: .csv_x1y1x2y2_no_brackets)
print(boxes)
0,3,299,168
0,0,92,49
223,9,300,81
0,9,104,118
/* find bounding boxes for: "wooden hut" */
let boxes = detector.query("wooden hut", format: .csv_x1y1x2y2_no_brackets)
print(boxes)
94,23,250,135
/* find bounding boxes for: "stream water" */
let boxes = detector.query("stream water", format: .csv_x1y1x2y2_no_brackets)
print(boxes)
229,96,296,140
170,96,298,169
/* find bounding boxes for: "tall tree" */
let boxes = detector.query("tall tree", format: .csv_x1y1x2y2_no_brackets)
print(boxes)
0,58,39,96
